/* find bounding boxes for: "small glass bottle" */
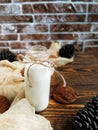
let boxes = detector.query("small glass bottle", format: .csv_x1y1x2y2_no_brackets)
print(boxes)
24,45,53,112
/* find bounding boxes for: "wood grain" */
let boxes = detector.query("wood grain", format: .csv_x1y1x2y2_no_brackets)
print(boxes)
40,48,98,130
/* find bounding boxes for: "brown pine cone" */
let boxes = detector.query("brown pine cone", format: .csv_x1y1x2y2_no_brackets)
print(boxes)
0,95,11,113
0,49,17,62
59,44,75,58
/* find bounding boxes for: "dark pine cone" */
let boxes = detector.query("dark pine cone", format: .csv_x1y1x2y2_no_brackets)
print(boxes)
0,49,17,62
73,95,98,130
59,44,75,58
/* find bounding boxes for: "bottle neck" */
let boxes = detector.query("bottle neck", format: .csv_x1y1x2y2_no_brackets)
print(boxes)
26,45,49,62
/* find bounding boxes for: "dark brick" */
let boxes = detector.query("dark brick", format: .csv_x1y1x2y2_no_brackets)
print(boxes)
20,34,50,41
22,4,33,13
33,4,48,13
88,14,98,22
33,3,86,13
56,3,86,13
47,3,64,13
62,3,76,13
13,0,47,2
64,15,85,22
35,15,57,23
88,4,98,13
51,34,78,40
0,0,11,3
50,24,91,32
11,42,26,49
84,41,98,46
13,0,70,1
33,3,76,13
72,0,93,2
0,35,17,40
80,33,98,40
35,14,85,23
0,16,33,23
0,42,9,46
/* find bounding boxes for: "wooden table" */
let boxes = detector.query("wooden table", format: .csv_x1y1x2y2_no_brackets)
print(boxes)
40,48,98,130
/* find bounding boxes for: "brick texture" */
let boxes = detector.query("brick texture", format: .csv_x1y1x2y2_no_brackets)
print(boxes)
11,42,26,49
0,35,17,40
0,0,11,3
0,0,98,52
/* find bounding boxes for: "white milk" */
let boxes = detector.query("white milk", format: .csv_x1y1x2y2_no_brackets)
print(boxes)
25,62,52,112
24,45,53,112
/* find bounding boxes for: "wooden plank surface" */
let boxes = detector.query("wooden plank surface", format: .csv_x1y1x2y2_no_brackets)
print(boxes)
40,48,98,130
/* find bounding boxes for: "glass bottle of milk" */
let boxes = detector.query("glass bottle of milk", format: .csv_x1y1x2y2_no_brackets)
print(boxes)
24,45,53,112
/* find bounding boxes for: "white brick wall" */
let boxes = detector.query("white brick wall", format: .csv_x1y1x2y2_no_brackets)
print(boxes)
0,0,98,52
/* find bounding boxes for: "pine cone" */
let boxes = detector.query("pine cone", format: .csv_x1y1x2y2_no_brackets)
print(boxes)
73,95,98,130
0,49,16,62
59,44,75,58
